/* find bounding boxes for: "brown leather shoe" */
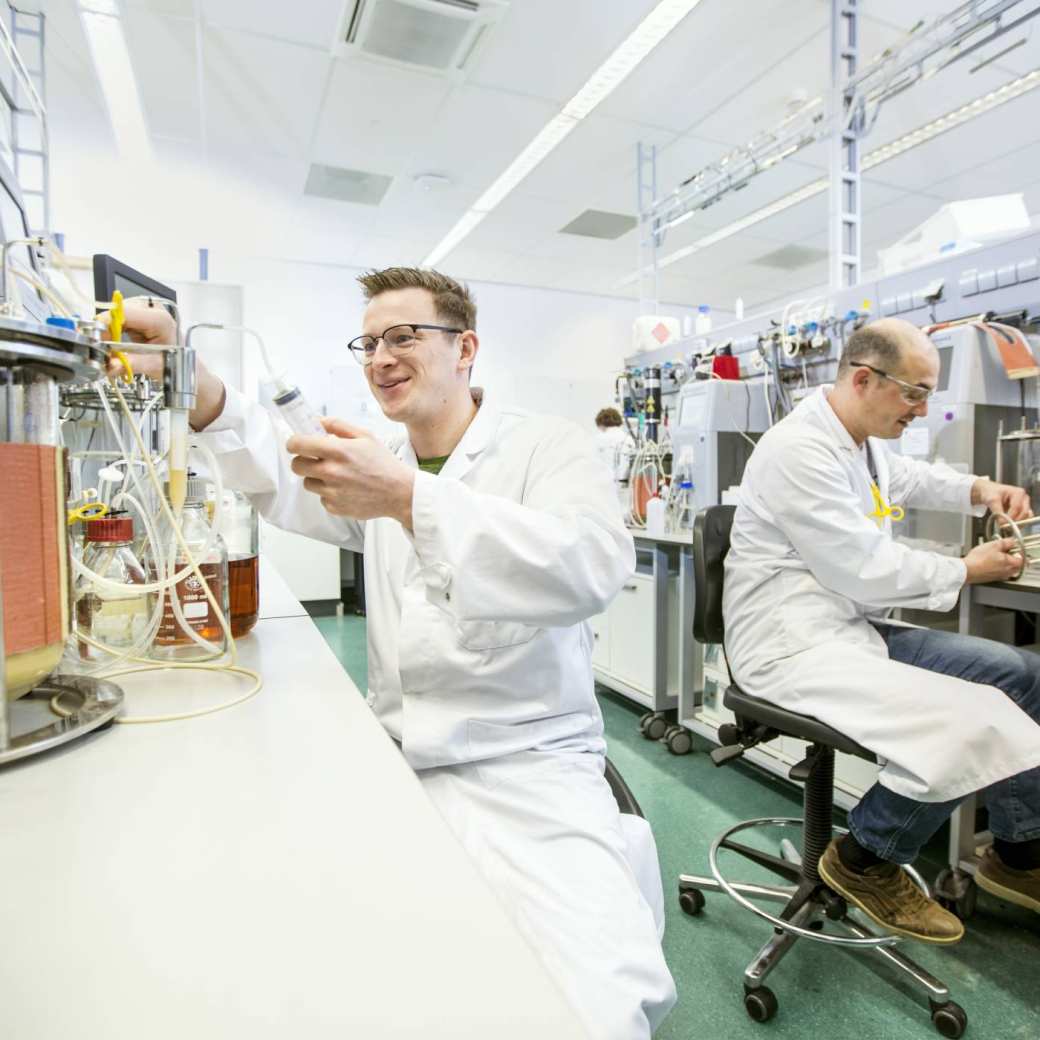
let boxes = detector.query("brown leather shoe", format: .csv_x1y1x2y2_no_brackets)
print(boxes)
818,839,964,944
976,846,1040,913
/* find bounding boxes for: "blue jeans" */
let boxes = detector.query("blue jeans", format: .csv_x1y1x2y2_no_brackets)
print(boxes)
847,623,1040,865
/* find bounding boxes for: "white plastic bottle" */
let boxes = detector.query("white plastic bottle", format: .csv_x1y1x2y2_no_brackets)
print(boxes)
646,491,667,537
734,297,745,321
695,305,712,336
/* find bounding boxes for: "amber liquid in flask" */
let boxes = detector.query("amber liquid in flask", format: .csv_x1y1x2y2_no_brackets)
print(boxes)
228,554,259,637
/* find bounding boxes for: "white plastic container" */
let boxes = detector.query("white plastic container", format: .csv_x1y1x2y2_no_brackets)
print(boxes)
645,493,666,537
695,305,712,336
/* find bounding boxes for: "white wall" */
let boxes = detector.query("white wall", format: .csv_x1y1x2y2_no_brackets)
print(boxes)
48,145,692,435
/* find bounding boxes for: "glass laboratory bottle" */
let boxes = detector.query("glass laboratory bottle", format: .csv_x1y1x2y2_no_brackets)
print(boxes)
151,475,229,660
74,515,155,665
220,489,260,637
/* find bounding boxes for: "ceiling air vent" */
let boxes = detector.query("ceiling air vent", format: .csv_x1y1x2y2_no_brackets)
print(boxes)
560,210,637,241
337,0,508,74
752,244,828,270
304,163,394,206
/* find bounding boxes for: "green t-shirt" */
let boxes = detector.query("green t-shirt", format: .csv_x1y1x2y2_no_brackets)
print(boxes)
417,455,451,476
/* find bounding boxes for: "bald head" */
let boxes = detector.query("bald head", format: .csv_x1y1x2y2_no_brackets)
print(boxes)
837,317,937,380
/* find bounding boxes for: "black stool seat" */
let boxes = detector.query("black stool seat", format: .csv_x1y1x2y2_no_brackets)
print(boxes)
678,506,965,1036
724,685,876,763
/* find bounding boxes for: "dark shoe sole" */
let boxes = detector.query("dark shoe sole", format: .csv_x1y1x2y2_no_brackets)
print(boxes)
976,868,1040,913
818,855,965,945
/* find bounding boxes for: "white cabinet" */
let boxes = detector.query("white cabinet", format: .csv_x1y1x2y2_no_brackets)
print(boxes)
259,521,341,603
593,572,679,707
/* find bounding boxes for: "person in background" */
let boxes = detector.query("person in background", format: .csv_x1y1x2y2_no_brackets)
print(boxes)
596,406,632,482
110,268,676,1040
724,317,1040,945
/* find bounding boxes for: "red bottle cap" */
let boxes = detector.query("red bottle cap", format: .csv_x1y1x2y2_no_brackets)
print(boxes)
85,516,134,542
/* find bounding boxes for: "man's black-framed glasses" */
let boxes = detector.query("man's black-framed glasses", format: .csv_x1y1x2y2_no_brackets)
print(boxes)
347,323,462,366
851,362,935,405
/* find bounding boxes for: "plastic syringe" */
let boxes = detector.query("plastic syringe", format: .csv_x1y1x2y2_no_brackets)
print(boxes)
184,322,326,439
271,381,326,437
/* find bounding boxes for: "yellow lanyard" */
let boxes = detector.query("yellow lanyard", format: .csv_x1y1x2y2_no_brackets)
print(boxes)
868,482,904,525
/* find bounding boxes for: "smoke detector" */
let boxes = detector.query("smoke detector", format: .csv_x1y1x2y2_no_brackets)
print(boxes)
413,172,452,191
336,0,508,76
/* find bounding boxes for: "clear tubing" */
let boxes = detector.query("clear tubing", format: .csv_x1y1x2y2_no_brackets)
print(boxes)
77,388,221,595
8,262,75,316
61,381,264,728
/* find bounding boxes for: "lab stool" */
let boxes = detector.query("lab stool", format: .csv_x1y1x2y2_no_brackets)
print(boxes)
678,506,967,1038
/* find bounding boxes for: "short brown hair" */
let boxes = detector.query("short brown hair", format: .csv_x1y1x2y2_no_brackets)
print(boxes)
357,267,477,332
596,407,623,428
837,323,905,378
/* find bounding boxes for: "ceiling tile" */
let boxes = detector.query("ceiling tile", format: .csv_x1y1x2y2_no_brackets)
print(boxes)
466,0,660,105
123,8,201,142
200,26,332,158
203,0,342,50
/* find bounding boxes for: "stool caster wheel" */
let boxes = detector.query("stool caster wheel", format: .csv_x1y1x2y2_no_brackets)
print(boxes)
678,889,705,916
665,725,693,755
934,868,977,920
930,999,967,1038
641,713,668,741
743,985,778,1023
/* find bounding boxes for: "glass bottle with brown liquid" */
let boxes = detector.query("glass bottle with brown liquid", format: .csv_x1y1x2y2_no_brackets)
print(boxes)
221,490,259,637
151,475,229,659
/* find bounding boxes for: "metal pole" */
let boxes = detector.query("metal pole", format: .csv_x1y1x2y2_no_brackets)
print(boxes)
829,0,861,291
637,141,660,313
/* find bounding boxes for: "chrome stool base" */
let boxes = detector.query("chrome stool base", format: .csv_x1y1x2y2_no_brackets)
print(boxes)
678,817,966,1035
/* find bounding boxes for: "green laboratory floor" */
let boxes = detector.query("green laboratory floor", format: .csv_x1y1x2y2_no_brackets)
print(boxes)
313,613,1040,1040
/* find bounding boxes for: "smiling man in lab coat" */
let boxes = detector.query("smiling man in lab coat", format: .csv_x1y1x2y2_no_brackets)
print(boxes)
117,268,676,1040
725,317,1040,944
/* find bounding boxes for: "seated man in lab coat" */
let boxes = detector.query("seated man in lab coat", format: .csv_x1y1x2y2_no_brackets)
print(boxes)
725,317,1040,945
116,268,676,1040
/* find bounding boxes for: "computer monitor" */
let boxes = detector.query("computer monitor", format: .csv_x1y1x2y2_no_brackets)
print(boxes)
93,254,177,312
0,155,48,322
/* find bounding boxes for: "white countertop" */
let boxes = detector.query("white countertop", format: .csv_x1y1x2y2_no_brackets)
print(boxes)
626,525,693,546
0,562,588,1039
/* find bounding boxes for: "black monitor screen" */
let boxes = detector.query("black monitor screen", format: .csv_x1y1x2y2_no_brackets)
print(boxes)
94,254,177,313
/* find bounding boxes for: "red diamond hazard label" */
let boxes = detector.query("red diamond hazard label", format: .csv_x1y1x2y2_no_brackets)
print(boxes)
652,322,670,343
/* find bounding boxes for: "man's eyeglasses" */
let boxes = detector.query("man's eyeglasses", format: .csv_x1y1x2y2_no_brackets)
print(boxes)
347,323,462,366
852,363,935,405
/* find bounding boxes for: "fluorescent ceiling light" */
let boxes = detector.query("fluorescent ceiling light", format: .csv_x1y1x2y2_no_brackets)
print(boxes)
620,67,1040,286
79,2,151,157
422,0,704,268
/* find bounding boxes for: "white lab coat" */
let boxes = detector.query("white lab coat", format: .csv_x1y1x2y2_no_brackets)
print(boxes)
724,386,1040,803
197,387,676,1039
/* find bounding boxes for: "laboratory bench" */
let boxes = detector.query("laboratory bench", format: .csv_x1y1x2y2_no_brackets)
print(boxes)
939,570,1040,914
591,527,695,752
0,560,589,1040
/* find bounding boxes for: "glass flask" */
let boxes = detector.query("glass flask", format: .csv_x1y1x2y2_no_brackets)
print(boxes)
74,515,155,665
150,474,229,660
220,489,260,638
